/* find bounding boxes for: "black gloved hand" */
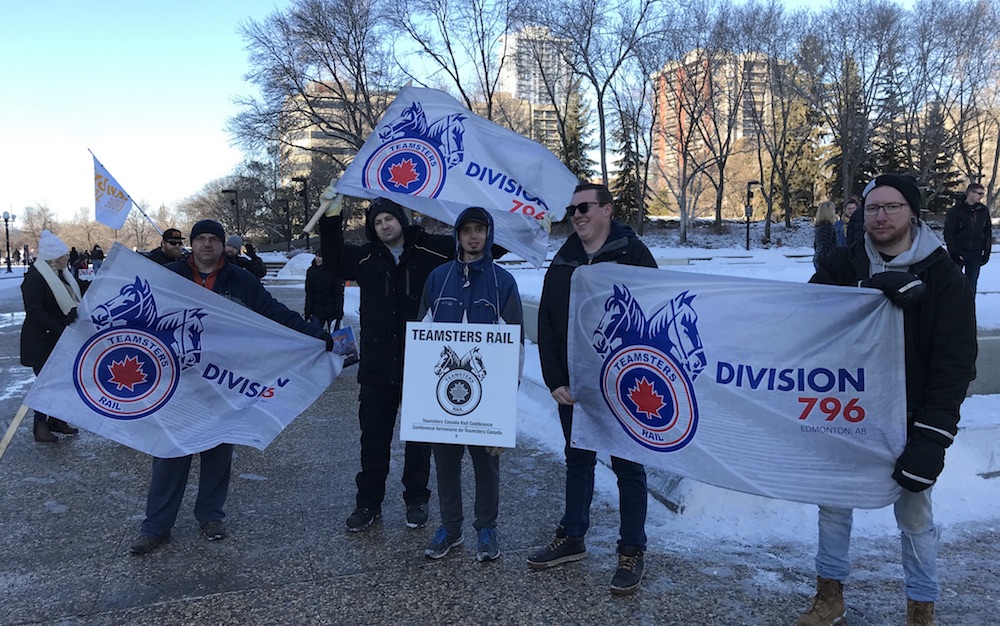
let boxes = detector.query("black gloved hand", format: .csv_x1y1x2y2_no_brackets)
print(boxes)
245,243,257,257
321,331,334,352
65,308,78,325
860,272,925,309
892,433,945,492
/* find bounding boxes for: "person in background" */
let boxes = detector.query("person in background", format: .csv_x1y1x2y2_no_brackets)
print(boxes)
418,207,523,562
813,201,839,270
944,183,992,297
802,174,977,626
835,198,859,247
146,228,186,266
91,244,105,271
224,235,267,279
304,251,345,332
19,230,88,443
129,219,333,555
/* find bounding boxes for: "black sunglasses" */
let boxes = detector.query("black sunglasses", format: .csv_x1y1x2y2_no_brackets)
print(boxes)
566,201,600,217
165,239,183,246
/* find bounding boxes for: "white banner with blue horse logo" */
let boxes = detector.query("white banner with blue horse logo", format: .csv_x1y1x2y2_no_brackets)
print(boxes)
24,244,341,458
334,86,579,267
568,263,907,509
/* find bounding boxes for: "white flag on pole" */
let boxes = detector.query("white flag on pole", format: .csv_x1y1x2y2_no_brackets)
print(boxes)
334,87,579,267
93,153,133,230
568,263,907,509
24,244,341,458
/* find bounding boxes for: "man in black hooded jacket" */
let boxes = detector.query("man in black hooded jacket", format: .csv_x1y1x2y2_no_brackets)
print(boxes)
320,197,453,532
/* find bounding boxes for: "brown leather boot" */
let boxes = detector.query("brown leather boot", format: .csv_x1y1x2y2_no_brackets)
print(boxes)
907,599,935,626
796,576,845,625
33,420,58,443
47,418,79,435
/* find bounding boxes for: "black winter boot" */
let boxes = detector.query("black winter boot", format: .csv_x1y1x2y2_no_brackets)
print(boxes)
33,419,57,443
47,418,79,435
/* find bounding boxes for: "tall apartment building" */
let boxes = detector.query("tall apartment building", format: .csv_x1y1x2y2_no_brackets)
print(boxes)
651,49,771,212
497,26,573,153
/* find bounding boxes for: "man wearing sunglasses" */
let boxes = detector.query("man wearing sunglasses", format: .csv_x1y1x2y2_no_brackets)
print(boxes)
944,183,992,297
802,174,976,626
531,183,657,596
145,228,187,265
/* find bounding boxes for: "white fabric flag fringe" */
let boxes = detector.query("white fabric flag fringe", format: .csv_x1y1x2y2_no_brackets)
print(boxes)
334,87,578,267
568,263,907,509
25,244,342,458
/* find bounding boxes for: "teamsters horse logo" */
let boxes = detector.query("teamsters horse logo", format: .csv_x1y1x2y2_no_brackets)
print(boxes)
362,100,466,198
434,345,487,416
592,285,706,452
73,277,207,420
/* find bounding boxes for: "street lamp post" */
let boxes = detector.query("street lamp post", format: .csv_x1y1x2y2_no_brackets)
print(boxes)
745,181,760,252
221,189,239,236
292,177,310,251
276,199,291,253
2,211,14,273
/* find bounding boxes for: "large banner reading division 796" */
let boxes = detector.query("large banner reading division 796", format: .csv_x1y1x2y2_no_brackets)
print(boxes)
567,264,907,509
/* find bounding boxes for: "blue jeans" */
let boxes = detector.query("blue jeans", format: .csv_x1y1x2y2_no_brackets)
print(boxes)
140,443,234,537
815,488,938,602
558,404,647,551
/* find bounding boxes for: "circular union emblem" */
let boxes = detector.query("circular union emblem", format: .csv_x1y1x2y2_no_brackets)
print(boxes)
600,345,698,452
73,327,179,420
436,369,482,416
362,138,447,197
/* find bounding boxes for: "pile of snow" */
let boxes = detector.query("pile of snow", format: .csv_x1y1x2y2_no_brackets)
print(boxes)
275,253,314,280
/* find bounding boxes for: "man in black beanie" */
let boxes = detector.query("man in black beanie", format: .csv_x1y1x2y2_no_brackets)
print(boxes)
799,174,977,626
129,218,333,555
320,197,454,532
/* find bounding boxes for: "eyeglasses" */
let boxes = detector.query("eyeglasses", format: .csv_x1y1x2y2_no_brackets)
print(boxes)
863,203,907,216
566,201,600,217
165,240,183,246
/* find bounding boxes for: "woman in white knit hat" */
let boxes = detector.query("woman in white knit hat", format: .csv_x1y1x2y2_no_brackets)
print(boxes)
19,230,89,442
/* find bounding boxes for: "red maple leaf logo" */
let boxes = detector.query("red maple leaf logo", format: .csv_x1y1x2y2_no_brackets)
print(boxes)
388,159,420,189
627,377,666,419
107,355,148,391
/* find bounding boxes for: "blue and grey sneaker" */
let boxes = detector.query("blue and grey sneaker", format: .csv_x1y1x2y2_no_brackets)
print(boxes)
424,526,464,559
476,527,501,562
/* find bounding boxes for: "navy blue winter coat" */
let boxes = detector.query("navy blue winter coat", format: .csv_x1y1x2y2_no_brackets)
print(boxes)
419,208,523,329
166,256,324,339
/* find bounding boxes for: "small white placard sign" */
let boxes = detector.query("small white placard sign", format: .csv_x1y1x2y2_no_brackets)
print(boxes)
401,321,520,447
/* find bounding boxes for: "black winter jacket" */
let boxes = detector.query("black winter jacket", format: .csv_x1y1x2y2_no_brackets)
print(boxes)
538,222,657,392
319,214,453,385
944,199,992,264
305,264,345,321
166,256,324,339
20,266,89,369
810,242,977,448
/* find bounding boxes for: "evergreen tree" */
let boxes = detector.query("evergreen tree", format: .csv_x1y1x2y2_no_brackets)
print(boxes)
561,88,596,181
610,115,643,226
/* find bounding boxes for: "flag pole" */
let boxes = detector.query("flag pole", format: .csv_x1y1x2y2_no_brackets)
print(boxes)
0,404,29,462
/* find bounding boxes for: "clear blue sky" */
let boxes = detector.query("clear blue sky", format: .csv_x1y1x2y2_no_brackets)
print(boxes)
0,0,916,224
0,0,285,222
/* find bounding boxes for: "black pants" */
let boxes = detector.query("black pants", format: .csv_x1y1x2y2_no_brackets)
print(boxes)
355,383,431,510
139,443,234,538
433,443,499,537
31,364,47,425
950,249,983,296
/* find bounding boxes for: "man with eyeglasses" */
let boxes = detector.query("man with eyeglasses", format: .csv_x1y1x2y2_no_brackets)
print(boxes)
944,183,992,296
145,228,187,265
530,182,657,596
800,174,977,626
